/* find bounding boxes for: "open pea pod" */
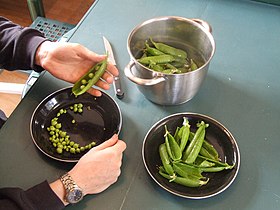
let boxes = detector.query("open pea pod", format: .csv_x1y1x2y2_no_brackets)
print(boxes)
72,57,108,96
164,125,182,161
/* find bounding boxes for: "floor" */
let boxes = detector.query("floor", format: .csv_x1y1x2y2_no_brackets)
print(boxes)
0,0,95,117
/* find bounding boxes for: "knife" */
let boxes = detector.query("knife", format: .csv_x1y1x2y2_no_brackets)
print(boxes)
103,36,124,99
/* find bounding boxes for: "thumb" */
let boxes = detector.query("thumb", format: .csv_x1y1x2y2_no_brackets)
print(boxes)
94,134,119,151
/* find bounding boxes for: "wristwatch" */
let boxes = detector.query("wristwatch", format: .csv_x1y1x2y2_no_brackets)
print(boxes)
60,173,84,204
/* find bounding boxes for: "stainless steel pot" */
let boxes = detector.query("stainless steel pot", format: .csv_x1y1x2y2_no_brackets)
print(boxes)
124,16,215,105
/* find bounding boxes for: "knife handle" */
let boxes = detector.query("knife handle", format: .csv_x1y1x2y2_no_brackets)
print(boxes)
113,76,124,99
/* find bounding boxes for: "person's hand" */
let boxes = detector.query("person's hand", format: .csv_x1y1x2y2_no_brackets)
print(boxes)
68,134,126,195
35,41,118,96
50,134,126,206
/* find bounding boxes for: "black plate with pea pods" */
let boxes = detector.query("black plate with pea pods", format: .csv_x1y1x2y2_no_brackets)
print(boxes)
142,113,240,199
30,87,121,162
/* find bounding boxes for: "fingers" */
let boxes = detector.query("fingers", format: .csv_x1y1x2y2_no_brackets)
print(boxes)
106,63,119,77
93,134,119,151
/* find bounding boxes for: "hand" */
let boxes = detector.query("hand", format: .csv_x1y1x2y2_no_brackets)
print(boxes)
50,134,126,205
68,134,126,195
35,41,119,96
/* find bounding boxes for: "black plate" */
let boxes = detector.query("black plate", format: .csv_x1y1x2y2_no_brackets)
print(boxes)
142,113,240,199
30,87,121,162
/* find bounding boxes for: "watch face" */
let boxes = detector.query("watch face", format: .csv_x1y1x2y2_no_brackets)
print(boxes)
67,188,83,204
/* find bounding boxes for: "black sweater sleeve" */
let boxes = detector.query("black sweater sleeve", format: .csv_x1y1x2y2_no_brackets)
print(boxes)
0,17,64,210
0,16,47,71
0,181,65,210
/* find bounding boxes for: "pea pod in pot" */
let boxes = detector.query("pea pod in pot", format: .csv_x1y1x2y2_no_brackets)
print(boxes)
125,16,215,105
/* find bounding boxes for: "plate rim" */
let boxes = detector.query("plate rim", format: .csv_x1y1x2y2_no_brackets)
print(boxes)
142,112,241,199
30,86,122,162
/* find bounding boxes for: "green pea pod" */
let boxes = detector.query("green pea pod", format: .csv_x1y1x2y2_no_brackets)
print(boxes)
164,125,182,161
190,59,198,70
199,146,218,161
149,63,164,72
174,127,181,143
159,171,208,188
183,121,208,164
201,140,219,161
145,42,165,56
72,58,108,96
179,117,190,152
137,54,175,65
197,159,216,168
173,162,203,179
199,165,234,173
159,143,174,175
197,155,235,168
150,38,187,59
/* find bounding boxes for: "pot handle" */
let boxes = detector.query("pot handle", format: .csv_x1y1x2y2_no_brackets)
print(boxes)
124,61,166,86
192,19,212,33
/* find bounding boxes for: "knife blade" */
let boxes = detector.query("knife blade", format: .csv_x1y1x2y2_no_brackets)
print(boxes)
103,36,124,99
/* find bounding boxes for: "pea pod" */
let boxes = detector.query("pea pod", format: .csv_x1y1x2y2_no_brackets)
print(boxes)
137,54,175,66
199,146,218,161
150,38,187,59
144,42,165,56
72,57,108,96
173,162,203,179
201,139,219,161
164,125,182,161
179,117,190,152
159,143,174,175
199,166,234,173
159,170,208,188
190,59,198,70
183,121,208,164
197,155,234,168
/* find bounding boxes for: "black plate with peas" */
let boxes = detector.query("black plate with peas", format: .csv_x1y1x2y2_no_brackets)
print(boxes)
30,87,121,162
142,113,240,199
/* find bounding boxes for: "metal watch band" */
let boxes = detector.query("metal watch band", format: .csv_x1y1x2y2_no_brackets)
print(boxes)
60,173,84,204
60,173,76,190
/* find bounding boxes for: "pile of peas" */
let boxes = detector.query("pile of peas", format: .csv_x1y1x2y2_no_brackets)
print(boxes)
47,103,96,154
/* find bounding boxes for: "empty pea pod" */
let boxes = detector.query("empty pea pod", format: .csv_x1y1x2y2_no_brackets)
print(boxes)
72,57,108,96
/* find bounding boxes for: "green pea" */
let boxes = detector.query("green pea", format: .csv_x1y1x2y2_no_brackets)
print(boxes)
72,58,108,96
88,73,94,78
70,148,76,154
81,79,87,85
55,123,61,129
51,120,57,126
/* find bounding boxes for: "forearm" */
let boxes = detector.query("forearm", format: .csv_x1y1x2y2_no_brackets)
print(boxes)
0,181,65,210
0,16,47,71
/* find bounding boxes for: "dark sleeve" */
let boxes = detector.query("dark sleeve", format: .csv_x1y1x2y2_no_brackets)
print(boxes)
0,16,47,71
0,181,65,210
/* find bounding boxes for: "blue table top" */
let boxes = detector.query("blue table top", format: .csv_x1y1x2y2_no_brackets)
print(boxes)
0,0,280,209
